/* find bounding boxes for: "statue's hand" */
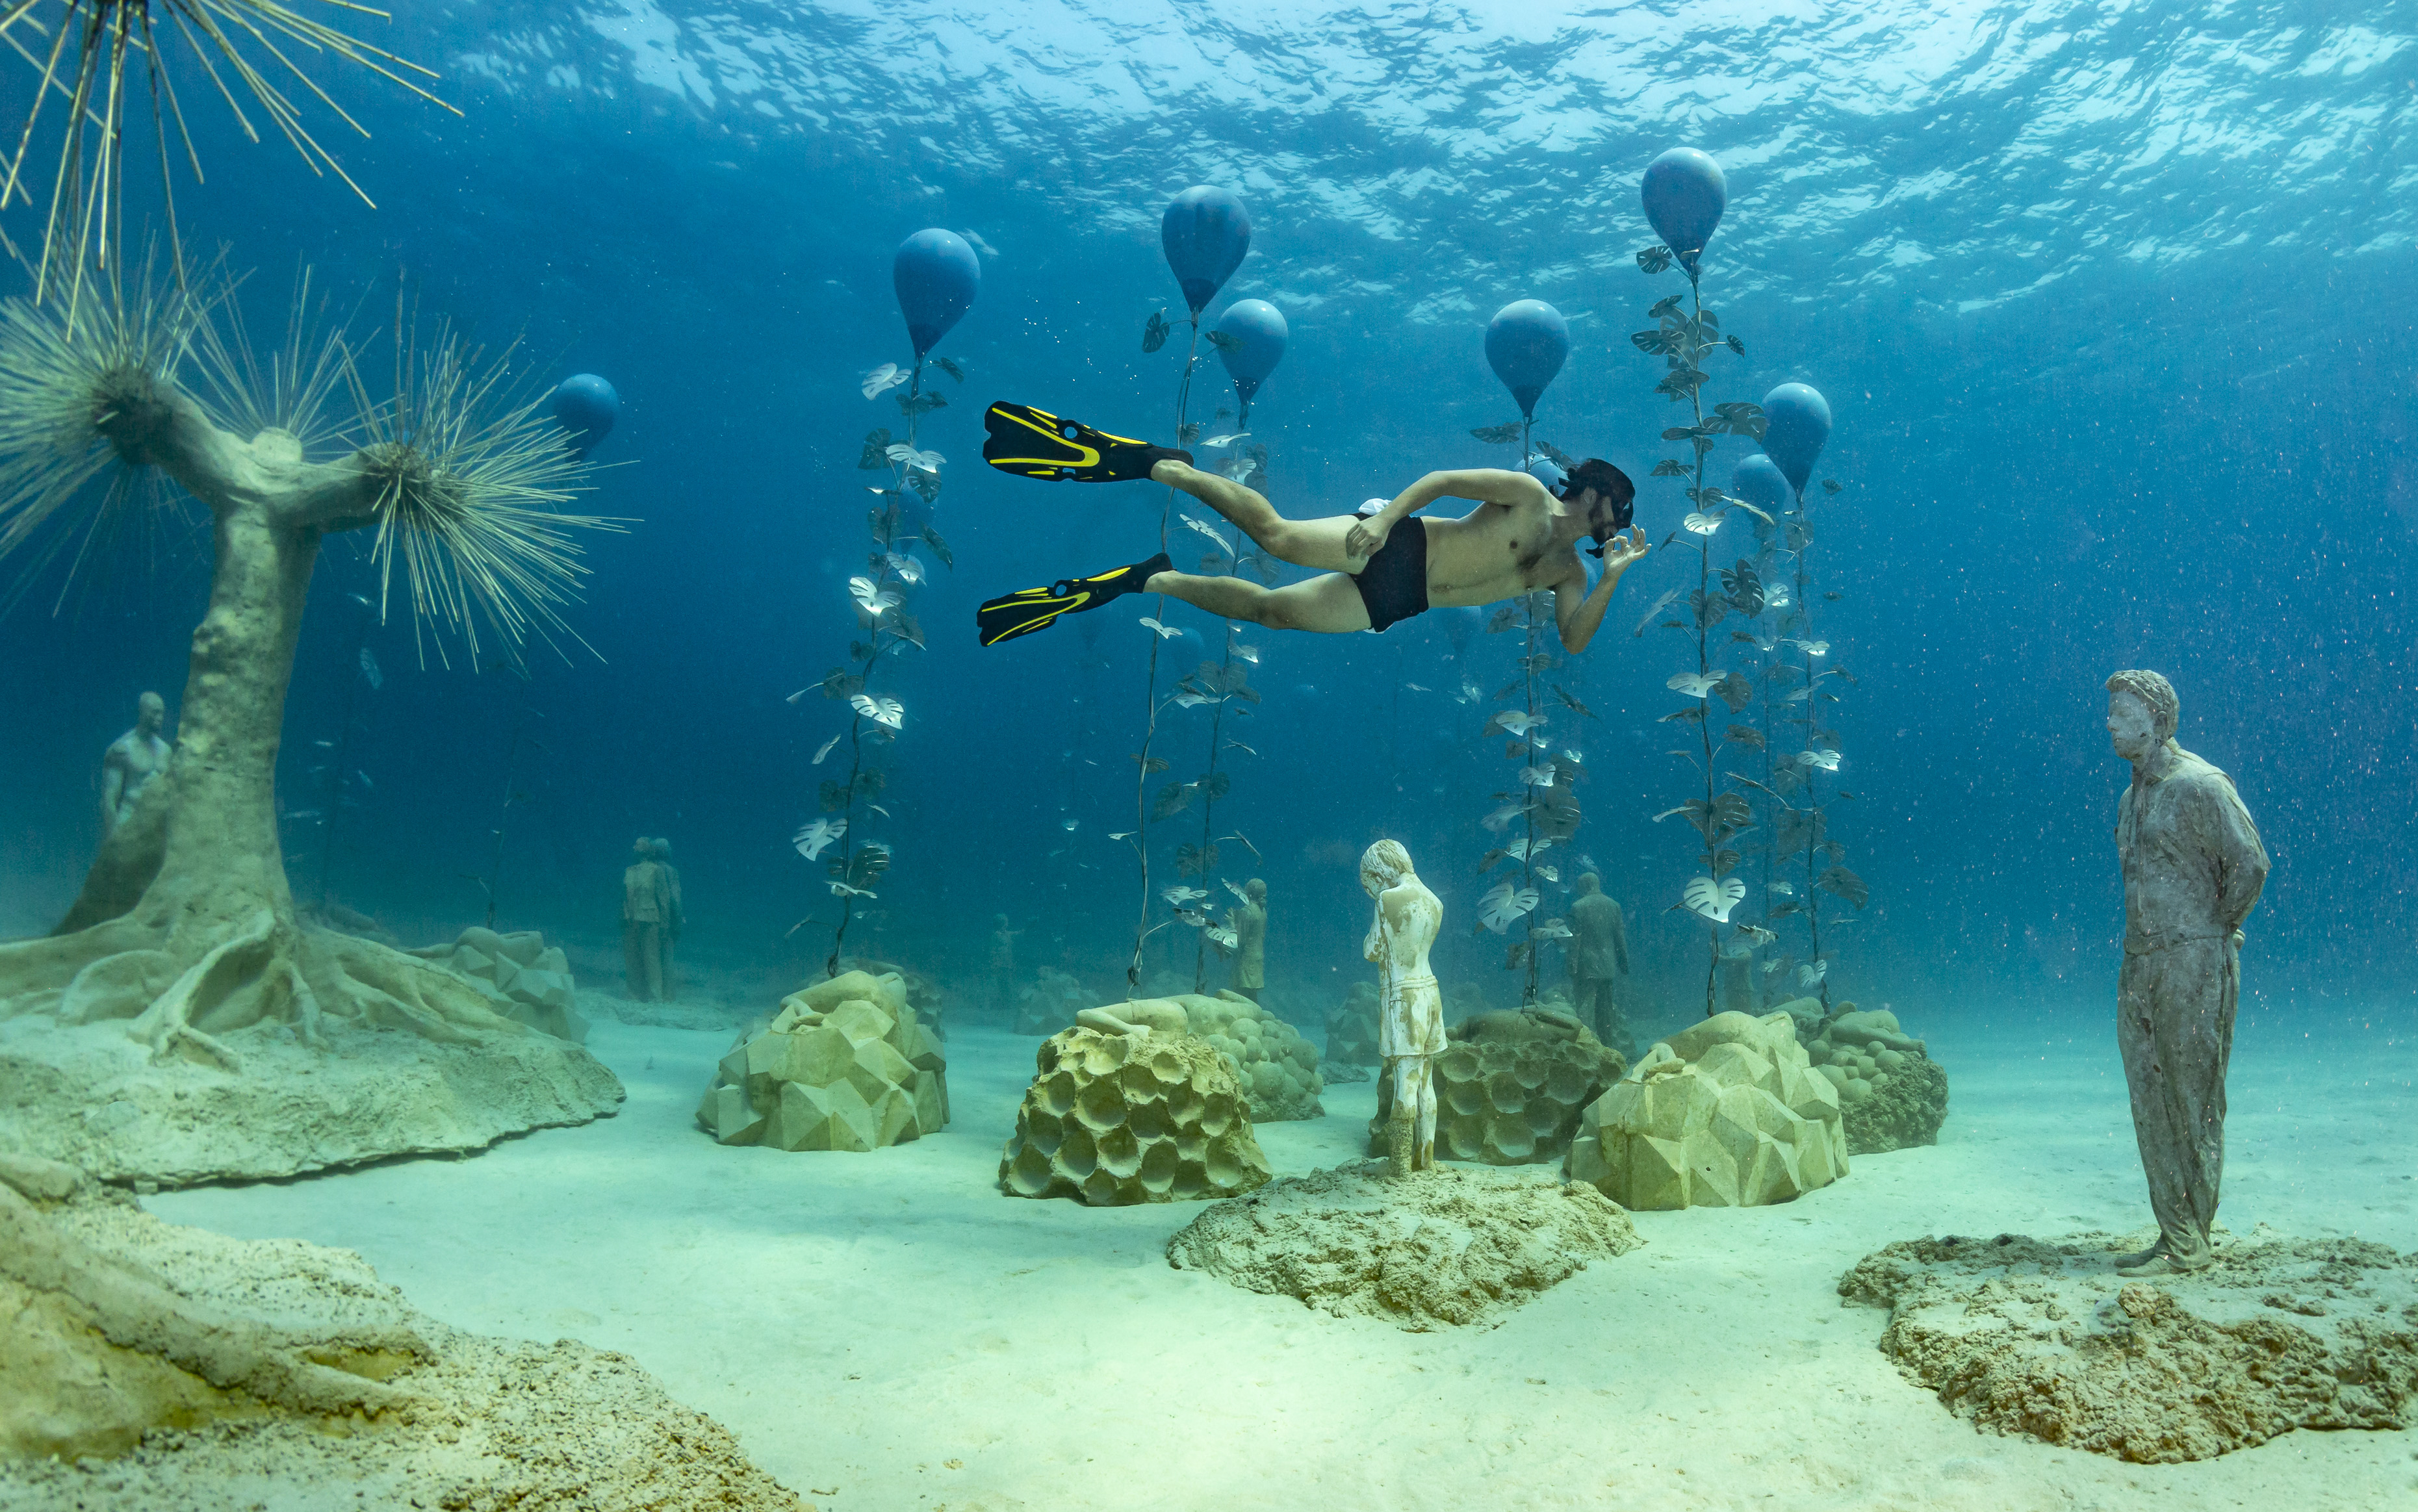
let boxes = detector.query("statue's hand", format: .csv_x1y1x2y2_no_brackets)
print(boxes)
1343,515,1389,569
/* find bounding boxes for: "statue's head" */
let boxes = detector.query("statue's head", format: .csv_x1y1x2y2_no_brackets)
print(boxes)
1575,871,1601,896
995,913,1010,929
136,691,165,733
643,837,668,858
632,836,651,858
2104,669,2178,760
1359,839,1413,899
1245,878,1267,903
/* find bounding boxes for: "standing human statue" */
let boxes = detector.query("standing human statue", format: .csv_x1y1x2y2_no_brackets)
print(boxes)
1361,839,1444,1177
99,691,172,836
1228,878,1268,1003
1567,872,1631,1057
649,838,685,1001
621,838,669,1002
2105,669,2269,1277
988,914,1022,1018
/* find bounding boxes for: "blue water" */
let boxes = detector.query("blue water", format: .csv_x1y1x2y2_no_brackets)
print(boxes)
2,0,2412,1040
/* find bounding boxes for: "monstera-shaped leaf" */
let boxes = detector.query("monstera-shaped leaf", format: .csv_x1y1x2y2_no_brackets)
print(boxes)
1476,881,1540,934
1682,875,1746,923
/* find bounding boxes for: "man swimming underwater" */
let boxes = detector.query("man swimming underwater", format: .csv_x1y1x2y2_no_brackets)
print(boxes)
973,402,1651,650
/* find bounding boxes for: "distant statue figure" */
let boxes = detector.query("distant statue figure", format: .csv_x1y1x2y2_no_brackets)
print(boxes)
100,691,171,835
1567,873,1631,1056
621,838,670,1002
988,914,1022,1017
1361,839,1444,1177
1228,878,1268,1003
648,838,684,1001
2105,669,2269,1277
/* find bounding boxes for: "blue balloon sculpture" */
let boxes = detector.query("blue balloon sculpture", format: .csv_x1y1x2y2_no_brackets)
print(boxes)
1161,187,1251,314
892,229,981,357
1485,300,1569,420
1730,454,1792,517
1760,383,1833,493
1641,147,1727,273
1526,456,1569,496
1214,299,1287,417
549,374,618,461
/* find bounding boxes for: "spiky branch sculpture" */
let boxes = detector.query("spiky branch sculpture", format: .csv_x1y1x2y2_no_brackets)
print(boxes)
0,270,615,1070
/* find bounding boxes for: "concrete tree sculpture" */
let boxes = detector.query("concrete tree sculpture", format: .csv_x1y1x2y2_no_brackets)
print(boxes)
0,270,617,1075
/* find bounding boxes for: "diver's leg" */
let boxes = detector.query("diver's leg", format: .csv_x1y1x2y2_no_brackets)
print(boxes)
1153,460,1369,572
1146,569,1372,634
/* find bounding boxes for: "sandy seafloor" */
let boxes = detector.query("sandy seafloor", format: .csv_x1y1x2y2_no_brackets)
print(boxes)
149,998,2418,1512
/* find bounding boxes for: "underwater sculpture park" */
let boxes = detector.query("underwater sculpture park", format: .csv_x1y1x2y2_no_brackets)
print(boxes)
0,2,2413,1508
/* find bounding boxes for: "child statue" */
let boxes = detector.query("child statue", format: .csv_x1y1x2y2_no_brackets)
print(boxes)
2105,669,2268,1276
1228,878,1268,1003
99,691,172,836
1361,839,1443,1177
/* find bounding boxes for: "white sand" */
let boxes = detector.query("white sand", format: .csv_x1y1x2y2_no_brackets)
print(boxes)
151,1010,2418,1511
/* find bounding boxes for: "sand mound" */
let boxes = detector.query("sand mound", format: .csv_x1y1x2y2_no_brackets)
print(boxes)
0,1014,623,1186
0,1153,799,1509
1167,1160,1642,1329
1840,1225,2418,1462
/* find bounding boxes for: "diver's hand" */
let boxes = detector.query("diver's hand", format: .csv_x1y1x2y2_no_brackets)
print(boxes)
1344,514,1391,567
1597,527,1649,576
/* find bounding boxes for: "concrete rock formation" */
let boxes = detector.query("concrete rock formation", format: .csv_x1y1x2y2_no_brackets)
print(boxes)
1566,1010,1848,1209
1798,1005,1949,1155
1325,981,1380,1066
1014,965,1088,1036
1369,1006,1625,1166
695,970,947,1151
1840,1225,2418,1463
1171,991,1323,1122
0,1153,800,1507
409,926,587,1042
1167,1159,1643,1330
999,1025,1271,1205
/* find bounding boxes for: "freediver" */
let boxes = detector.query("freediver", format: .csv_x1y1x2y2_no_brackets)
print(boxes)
971,402,1651,649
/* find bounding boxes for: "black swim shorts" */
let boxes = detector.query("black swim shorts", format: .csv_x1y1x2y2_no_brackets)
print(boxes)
1351,517,1429,632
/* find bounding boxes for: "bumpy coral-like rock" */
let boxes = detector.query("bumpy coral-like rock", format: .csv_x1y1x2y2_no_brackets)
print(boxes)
1326,981,1380,1066
1170,992,1323,1121
999,1027,1271,1206
1566,1010,1848,1209
1799,1006,1949,1155
1369,1007,1625,1166
1167,1160,1643,1329
409,926,585,1042
1840,1226,2418,1462
695,970,946,1152
1014,965,1087,1035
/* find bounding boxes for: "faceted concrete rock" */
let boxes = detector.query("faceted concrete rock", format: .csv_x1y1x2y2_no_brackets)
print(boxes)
998,1026,1271,1206
407,926,586,1043
1566,1009,1848,1209
693,970,946,1152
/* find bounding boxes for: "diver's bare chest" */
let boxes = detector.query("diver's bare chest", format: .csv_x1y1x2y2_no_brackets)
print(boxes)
1426,515,1560,599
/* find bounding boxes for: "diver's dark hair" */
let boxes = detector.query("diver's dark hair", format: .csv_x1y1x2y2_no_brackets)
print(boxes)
1563,458,1635,533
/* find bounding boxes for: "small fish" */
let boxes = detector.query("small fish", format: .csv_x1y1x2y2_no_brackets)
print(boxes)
1404,682,1432,693
1061,817,1081,832
829,880,878,899
1137,617,1183,639
1181,516,1231,551
1109,830,1137,840
813,734,842,764
850,693,905,731
1200,432,1250,448
1737,923,1778,946
1224,739,1258,757
281,808,323,822
867,802,892,817
793,818,847,860
860,364,908,400
358,647,382,690
1551,685,1597,719
1532,918,1575,941
352,771,374,791
313,739,335,749
1632,587,1682,639
1232,644,1261,664
1768,880,1795,896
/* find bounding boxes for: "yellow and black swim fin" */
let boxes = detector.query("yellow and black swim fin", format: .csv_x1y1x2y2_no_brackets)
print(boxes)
977,553,1172,647
983,402,1193,481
